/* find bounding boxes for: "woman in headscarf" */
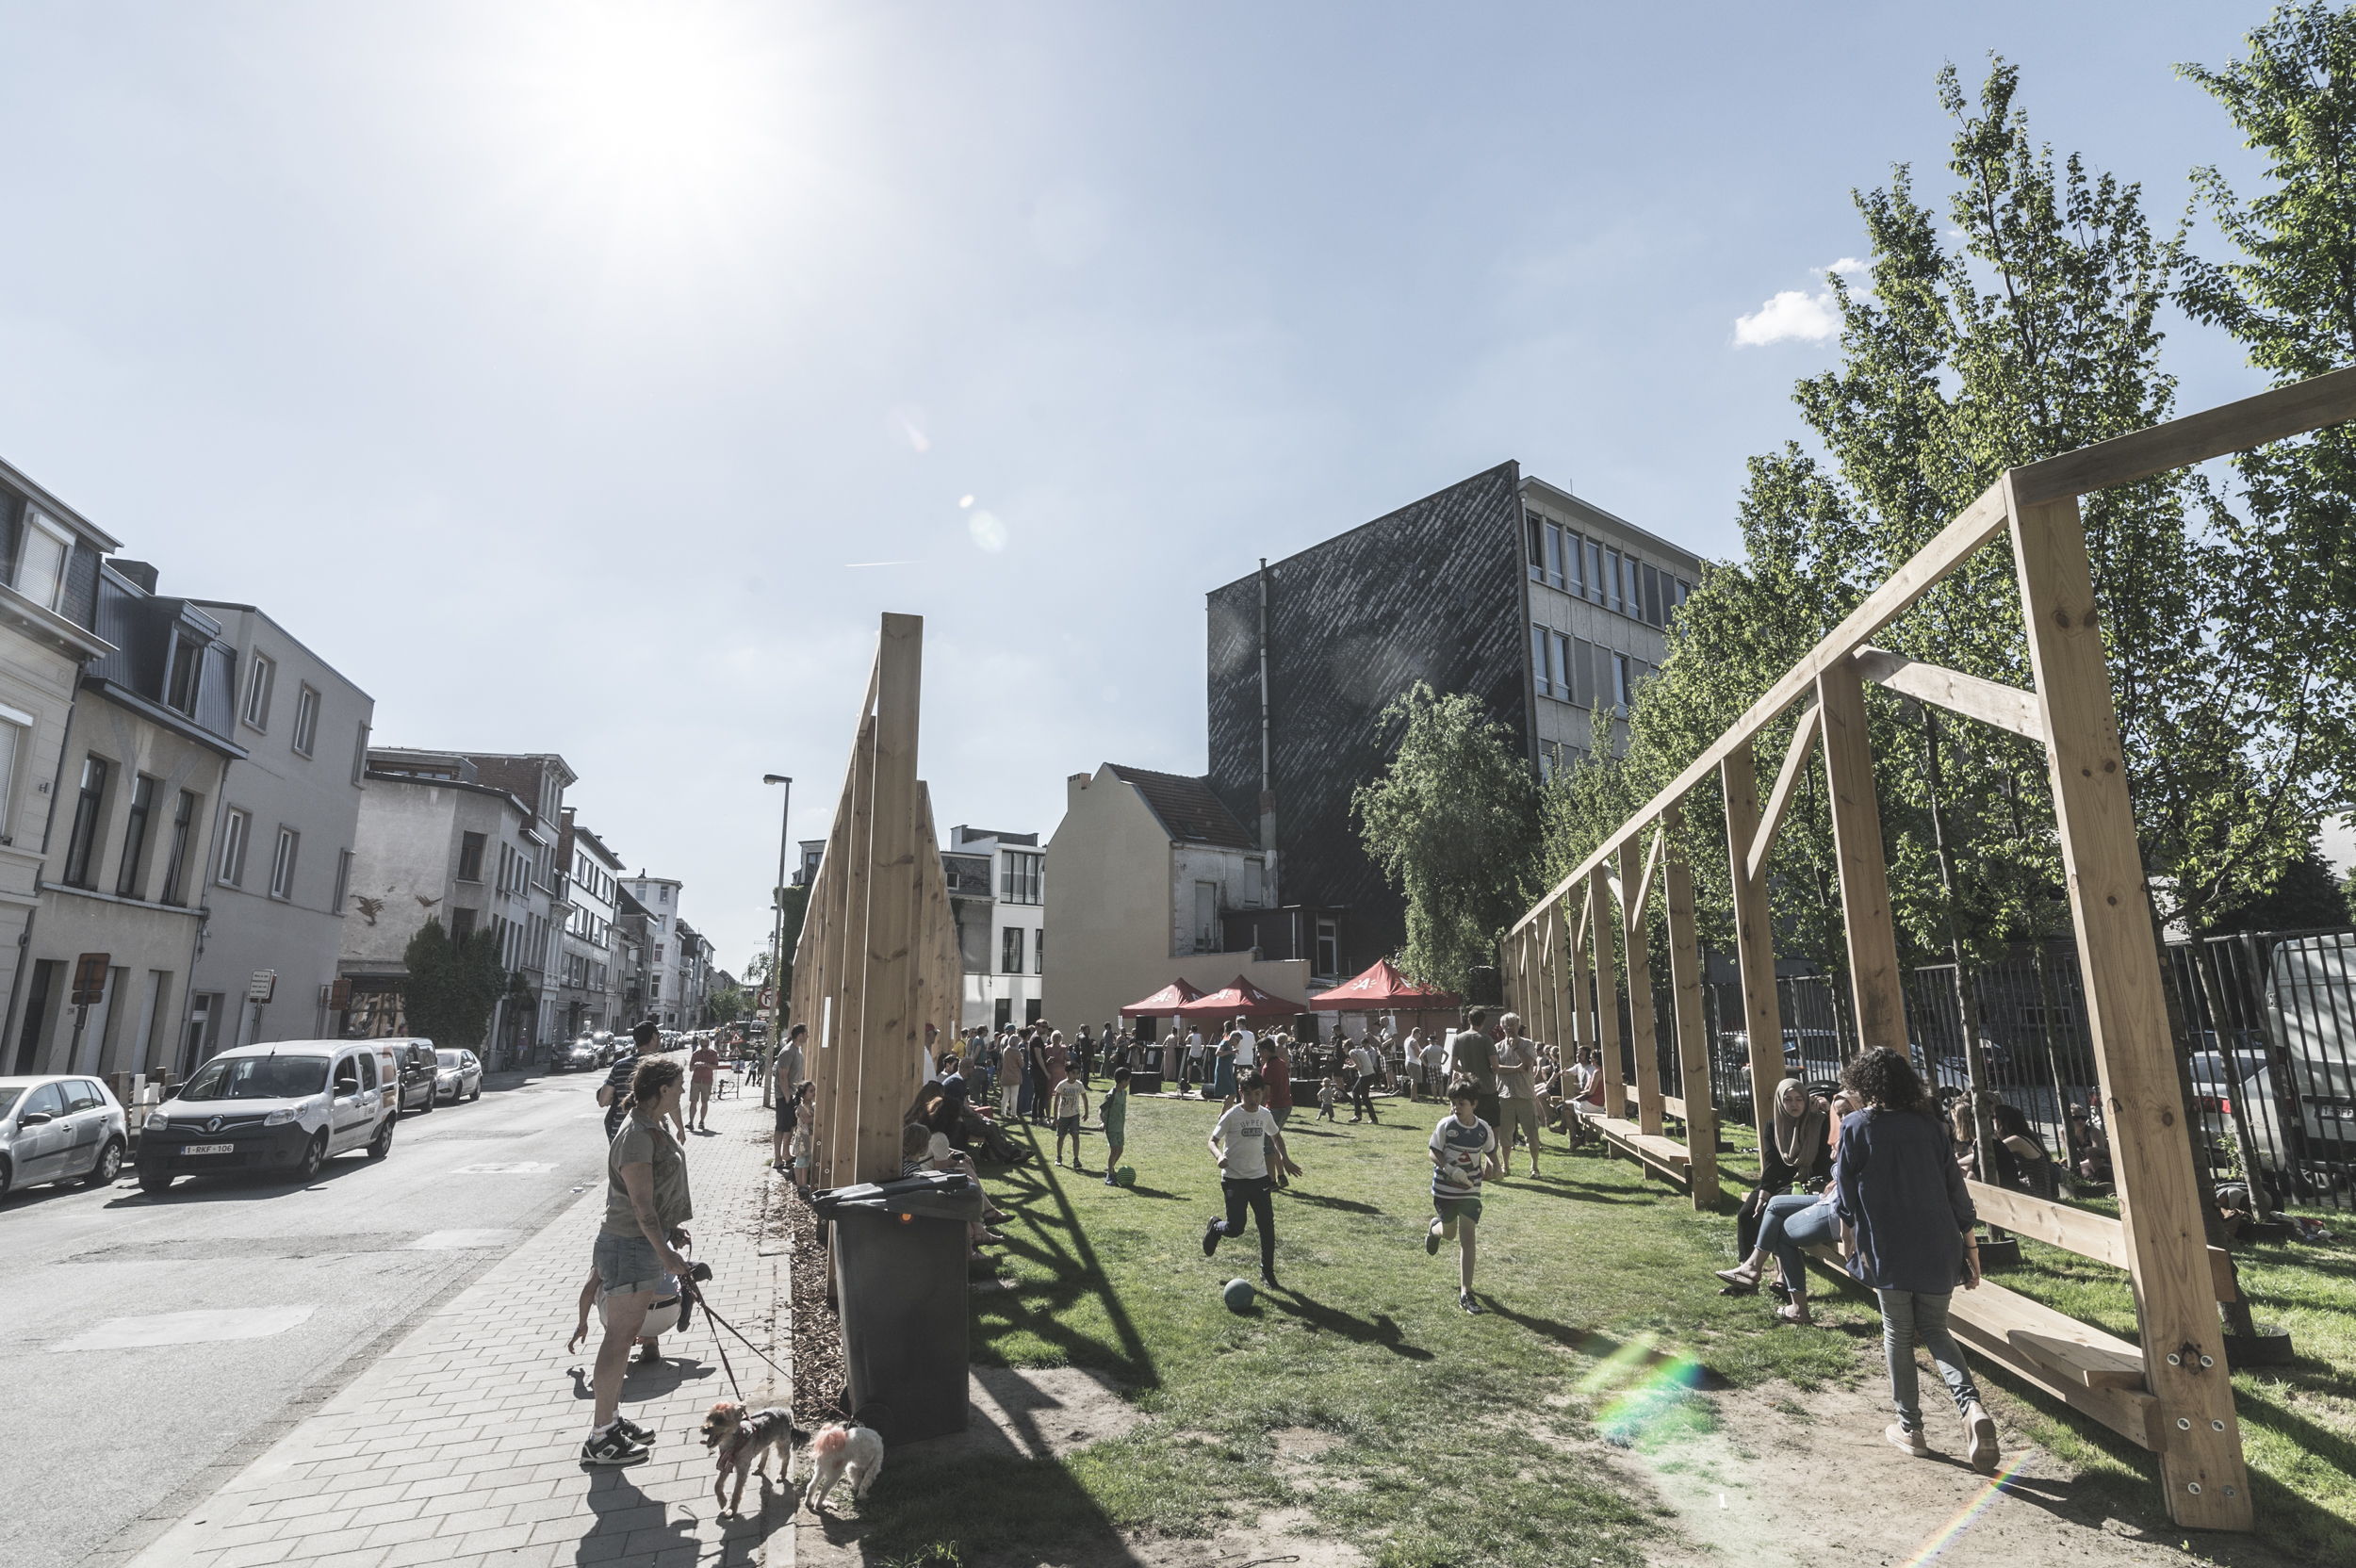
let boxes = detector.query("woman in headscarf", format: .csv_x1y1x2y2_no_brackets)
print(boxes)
1721,1078,1834,1298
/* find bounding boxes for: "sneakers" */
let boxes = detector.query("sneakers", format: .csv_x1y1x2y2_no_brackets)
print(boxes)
1884,1421,1929,1456
1459,1290,1484,1315
1961,1400,1999,1472
1425,1223,1442,1257
1202,1217,1221,1257
1261,1269,1281,1290
581,1426,650,1466
614,1416,656,1446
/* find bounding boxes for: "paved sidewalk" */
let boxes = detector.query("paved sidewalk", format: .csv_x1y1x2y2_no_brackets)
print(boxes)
123,1078,794,1568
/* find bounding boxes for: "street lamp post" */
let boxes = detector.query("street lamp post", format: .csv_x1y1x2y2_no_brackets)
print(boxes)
761,773,792,1106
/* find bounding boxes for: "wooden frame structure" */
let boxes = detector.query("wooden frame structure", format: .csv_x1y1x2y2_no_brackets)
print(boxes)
789,613,964,1189
1506,366,2356,1531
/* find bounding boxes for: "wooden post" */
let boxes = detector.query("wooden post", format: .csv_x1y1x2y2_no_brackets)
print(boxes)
1661,801,1719,1210
1549,900,1579,1075
1619,837,1663,1136
1720,743,1787,1152
823,710,878,1188
1539,902,1566,1061
1567,886,1596,1093
852,613,924,1185
2010,481,2250,1529
1590,866,1625,1127
1816,659,1908,1052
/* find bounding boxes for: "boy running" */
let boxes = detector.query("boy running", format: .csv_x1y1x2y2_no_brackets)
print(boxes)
1052,1072,1089,1168
1100,1067,1131,1185
1426,1077,1503,1314
1202,1070,1300,1288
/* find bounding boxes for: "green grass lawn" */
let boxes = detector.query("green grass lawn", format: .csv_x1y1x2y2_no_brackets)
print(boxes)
834,1093,2356,1567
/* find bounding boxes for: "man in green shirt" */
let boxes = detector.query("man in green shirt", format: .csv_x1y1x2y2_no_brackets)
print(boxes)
582,1057,693,1466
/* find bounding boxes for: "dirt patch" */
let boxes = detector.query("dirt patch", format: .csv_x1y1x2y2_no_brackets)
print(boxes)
1617,1375,2285,1568
775,1184,848,1429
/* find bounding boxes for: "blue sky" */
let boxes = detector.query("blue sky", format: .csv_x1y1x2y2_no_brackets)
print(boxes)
0,1,2298,971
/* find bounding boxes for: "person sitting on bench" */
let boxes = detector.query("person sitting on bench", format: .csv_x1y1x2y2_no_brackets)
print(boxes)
1728,1078,1835,1284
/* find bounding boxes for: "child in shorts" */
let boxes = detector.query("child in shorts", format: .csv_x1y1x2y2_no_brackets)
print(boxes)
1426,1076,1503,1314
1100,1067,1131,1186
1052,1072,1089,1169
1317,1075,1339,1120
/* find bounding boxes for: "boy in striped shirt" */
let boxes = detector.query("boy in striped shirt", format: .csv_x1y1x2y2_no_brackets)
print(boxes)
1426,1077,1503,1313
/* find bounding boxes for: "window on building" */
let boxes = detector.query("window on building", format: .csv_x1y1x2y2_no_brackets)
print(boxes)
166,633,206,717
1674,577,1693,612
350,722,369,787
1544,524,1565,590
0,710,25,844
218,808,251,887
1555,632,1579,709
1245,857,1265,906
1642,564,1663,628
269,826,299,900
241,653,275,729
1034,928,1044,974
62,755,110,889
1001,850,1043,905
1194,879,1219,953
1585,538,1604,604
14,509,71,612
1623,553,1642,619
457,831,485,882
1613,652,1634,712
1525,511,1545,578
1602,547,1622,612
1530,623,1552,698
1002,925,1025,973
159,791,198,906
333,848,352,913
451,906,477,939
1316,918,1340,978
292,684,320,756
115,775,157,899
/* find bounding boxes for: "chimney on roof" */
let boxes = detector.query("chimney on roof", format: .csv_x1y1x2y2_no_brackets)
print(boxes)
112,559,160,593
1068,772,1092,809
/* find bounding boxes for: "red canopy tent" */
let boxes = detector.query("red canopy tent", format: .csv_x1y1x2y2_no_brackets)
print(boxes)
1173,973,1303,1021
1309,957,1460,1011
1119,977,1203,1017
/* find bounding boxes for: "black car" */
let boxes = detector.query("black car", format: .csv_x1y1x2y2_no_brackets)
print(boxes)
384,1038,440,1114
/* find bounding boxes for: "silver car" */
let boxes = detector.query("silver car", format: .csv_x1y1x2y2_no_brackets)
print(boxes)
0,1075,129,1201
434,1048,483,1103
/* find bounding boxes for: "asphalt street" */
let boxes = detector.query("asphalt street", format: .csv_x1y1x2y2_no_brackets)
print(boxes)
0,1062,642,1568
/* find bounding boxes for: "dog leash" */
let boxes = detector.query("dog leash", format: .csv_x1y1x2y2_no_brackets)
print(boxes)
684,1280,794,1396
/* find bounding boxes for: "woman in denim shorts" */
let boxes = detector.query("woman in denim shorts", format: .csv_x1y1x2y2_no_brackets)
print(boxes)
581,1057,693,1466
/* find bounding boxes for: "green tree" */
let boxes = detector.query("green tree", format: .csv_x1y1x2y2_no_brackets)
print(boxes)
1354,681,1541,993
705,985,748,1025
2209,838,2354,931
745,883,811,1004
401,918,508,1048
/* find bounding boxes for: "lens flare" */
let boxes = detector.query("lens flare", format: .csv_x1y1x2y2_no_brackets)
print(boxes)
1593,1354,1705,1446
968,510,1007,552
1895,1456,2027,1566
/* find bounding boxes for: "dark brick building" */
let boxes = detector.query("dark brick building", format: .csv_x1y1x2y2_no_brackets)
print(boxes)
1205,463,1703,981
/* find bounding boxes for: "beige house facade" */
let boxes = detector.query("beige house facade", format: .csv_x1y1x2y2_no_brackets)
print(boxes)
1042,762,1307,1040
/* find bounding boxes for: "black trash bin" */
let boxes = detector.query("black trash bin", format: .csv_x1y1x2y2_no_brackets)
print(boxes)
809,1169,984,1446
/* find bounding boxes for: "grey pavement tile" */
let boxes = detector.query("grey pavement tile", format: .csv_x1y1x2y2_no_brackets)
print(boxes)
346,1498,430,1528
208,1540,299,1568
275,1528,385,1566
453,1521,538,1554
402,1472,482,1501
429,1503,515,1537
359,1515,443,1550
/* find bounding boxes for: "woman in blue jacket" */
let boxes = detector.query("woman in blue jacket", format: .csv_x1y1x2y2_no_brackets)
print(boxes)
1834,1047,2002,1472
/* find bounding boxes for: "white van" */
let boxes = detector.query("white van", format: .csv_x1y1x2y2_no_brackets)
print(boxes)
137,1040,398,1193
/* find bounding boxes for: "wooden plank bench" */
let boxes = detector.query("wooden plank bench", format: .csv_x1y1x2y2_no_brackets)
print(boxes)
1592,1115,1693,1189
1804,1243,2161,1451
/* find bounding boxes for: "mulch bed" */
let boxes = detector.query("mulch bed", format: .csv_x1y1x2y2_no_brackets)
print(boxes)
775,1186,848,1428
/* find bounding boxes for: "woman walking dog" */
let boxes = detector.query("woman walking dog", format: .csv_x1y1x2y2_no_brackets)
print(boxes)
581,1056,694,1467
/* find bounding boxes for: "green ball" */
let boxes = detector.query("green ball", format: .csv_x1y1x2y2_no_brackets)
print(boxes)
1222,1277,1256,1314
1114,1167,1137,1187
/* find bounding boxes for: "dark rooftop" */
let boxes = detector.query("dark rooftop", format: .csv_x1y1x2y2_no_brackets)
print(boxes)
1106,764,1258,851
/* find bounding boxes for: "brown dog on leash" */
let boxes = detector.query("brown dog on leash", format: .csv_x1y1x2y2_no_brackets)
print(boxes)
700,1400,801,1517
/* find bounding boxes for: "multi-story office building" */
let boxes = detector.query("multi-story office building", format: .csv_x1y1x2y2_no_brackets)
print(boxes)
452,753,574,1051
554,808,624,1038
339,749,557,1065
614,885,652,1027
1203,461,1703,974
0,463,119,1071
188,600,373,1053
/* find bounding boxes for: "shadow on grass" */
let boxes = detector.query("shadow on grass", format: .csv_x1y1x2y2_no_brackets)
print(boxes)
1262,1285,1436,1361
1481,1298,1731,1391
1282,1189,1383,1216
973,1124,1159,1390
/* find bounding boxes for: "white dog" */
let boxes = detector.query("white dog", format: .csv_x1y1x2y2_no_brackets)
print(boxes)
800,1422,884,1511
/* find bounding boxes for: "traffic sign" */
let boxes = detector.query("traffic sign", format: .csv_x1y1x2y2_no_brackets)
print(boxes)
248,970,277,1004
71,954,110,1005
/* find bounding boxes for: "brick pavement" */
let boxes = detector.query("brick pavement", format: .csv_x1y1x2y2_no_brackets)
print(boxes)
123,1075,794,1568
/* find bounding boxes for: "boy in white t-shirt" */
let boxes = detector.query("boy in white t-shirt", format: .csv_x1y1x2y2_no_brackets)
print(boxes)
1426,1077,1503,1313
1052,1074,1089,1169
1201,1070,1300,1288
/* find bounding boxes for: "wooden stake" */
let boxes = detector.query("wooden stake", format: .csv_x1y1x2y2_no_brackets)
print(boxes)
1661,801,1718,1210
1720,743,1787,1155
852,612,924,1185
1618,838,1662,1136
1815,659,1907,1052
2009,481,2250,1529
1590,868,1624,1121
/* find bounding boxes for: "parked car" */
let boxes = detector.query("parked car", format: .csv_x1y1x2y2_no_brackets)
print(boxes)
138,1041,397,1193
558,1037,601,1072
0,1075,128,1200
434,1048,483,1102
382,1037,440,1115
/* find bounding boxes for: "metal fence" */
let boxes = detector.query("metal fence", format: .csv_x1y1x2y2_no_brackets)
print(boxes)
1627,925,2356,1211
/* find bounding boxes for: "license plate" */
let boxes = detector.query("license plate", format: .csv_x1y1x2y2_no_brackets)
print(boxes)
180,1143,236,1155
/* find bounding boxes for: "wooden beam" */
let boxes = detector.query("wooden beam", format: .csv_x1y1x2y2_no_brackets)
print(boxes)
1745,705,1822,885
1566,881,1595,1085
1816,658,1908,1052
852,612,924,1185
1661,803,1719,1212
1511,478,2012,934
823,710,877,1188
2010,479,2250,1527
1589,867,1624,1124
1968,1180,2236,1301
1631,823,1666,921
1854,645,2046,743
1618,837,1663,1137
2011,363,2356,506
1722,743,1787,1153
